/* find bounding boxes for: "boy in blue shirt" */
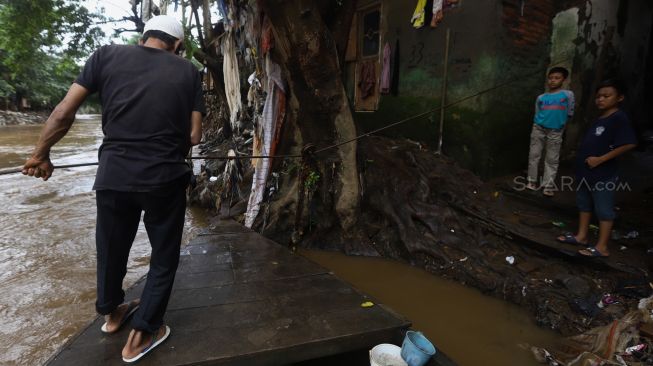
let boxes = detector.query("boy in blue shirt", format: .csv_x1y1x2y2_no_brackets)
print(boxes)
557,79,637,257
527,67,575,196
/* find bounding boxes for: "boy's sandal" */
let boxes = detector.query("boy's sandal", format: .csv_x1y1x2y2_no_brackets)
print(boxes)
557,233,585,245
542,189,554,197
578,246,609,258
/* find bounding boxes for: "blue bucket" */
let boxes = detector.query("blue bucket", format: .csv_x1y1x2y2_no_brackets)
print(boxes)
400,331,436,366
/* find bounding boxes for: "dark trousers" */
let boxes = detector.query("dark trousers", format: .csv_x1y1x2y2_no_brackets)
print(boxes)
95,175,188,333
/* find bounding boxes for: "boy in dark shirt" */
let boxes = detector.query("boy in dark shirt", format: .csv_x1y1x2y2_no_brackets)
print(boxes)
557,79,637,257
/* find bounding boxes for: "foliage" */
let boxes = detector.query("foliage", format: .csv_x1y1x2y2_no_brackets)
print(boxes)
305,171,320,191
0,0,105,108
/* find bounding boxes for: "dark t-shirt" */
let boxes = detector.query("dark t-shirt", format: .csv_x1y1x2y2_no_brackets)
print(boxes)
75,44,205,191
576,110,637,183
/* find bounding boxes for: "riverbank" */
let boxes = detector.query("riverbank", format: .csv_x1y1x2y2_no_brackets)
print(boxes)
0,110,48,126
189,133,653,339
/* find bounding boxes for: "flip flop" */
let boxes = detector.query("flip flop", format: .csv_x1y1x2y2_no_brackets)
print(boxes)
122,325,171,364
557,233,586,245
578,246,609,258
100,300,140,334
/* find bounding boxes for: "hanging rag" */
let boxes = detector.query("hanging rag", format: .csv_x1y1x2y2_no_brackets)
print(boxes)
431,0,444,28
217,0,228,21
245,55,286,228
410,0,428,28
358,61,376,99
380,42,392,94
261,15,274,55
222,31,242,132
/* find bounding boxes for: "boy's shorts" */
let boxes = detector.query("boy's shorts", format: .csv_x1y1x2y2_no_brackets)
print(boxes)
576,177,617,221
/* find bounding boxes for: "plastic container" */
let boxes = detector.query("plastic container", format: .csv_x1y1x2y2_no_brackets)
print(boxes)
401,331,436,366
369,343,407,366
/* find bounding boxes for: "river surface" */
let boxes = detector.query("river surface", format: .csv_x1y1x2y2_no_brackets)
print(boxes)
0,117,206,365
0,116,558,365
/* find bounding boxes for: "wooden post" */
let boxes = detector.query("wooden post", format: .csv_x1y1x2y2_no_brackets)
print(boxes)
436,28,450,155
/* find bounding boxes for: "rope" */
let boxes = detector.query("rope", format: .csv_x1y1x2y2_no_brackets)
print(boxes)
0,154,302,176
1,55,573,176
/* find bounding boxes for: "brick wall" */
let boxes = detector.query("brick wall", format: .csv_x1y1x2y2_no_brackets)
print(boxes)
502,0,556,50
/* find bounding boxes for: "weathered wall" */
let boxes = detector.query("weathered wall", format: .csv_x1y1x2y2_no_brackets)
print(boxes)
346,0,652,177
552,0,653,156
349,0,556,177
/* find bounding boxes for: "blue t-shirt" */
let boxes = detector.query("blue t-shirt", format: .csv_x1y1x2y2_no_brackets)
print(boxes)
533,90,575,129
576,110,637,183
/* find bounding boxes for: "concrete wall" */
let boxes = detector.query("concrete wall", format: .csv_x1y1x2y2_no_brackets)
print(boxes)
554,0,653,155
346,0,652,177
349,0,555,177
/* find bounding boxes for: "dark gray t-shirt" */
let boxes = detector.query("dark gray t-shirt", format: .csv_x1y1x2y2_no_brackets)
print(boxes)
75,44,205,191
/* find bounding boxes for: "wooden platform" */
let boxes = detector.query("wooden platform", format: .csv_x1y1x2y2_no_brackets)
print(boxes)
46,220,418,365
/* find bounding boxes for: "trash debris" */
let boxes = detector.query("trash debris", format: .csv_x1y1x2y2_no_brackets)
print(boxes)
450,228,455,233
531,347,561,366
589,224,599,232
493,191,500,198
647,248,653,255
522,286,527,297
209,176,218,182
506,256,515,265
361,301,375,308
624,344,646,355
620,245,627,251
624,230,639,239
551,221,566,228
459,257,468,262
597,293,617,309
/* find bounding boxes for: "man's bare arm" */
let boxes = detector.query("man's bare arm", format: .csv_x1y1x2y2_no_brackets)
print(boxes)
190,111,202,146
23,83,90,180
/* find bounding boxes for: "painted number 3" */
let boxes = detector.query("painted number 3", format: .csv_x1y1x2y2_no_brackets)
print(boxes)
408,42,424,67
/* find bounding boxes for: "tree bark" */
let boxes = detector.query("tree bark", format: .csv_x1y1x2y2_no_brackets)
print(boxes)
261,0,360,232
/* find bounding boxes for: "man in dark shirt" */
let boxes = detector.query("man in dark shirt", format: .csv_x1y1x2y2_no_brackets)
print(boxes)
556,79,637,258
22,15,204,363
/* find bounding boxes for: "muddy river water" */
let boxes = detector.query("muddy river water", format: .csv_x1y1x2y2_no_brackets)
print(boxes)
0,116,558,365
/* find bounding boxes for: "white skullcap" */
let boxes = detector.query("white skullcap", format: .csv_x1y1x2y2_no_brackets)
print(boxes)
143,15,184,40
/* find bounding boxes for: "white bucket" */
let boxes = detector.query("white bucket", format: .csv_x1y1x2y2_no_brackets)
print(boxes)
369,344,408,366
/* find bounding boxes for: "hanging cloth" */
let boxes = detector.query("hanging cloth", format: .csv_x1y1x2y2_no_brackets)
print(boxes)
431,0,444,28
261,15,274,55
358,61,376,99
410,0,428,28
245,55,286,228
222,31,242,132
380,42,392,94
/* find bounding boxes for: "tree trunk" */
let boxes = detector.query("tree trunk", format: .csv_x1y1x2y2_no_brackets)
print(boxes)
261,0,360,233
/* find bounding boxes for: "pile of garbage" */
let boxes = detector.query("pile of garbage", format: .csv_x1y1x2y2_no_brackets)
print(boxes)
533,294,653,365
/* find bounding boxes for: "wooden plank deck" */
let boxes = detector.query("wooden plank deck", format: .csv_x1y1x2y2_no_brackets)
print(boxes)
46,220,421,365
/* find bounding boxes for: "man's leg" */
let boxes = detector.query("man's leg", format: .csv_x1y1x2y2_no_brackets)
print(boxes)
527,124,545,188
95,190,142,316
130,177,188,333
542,129,563,193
